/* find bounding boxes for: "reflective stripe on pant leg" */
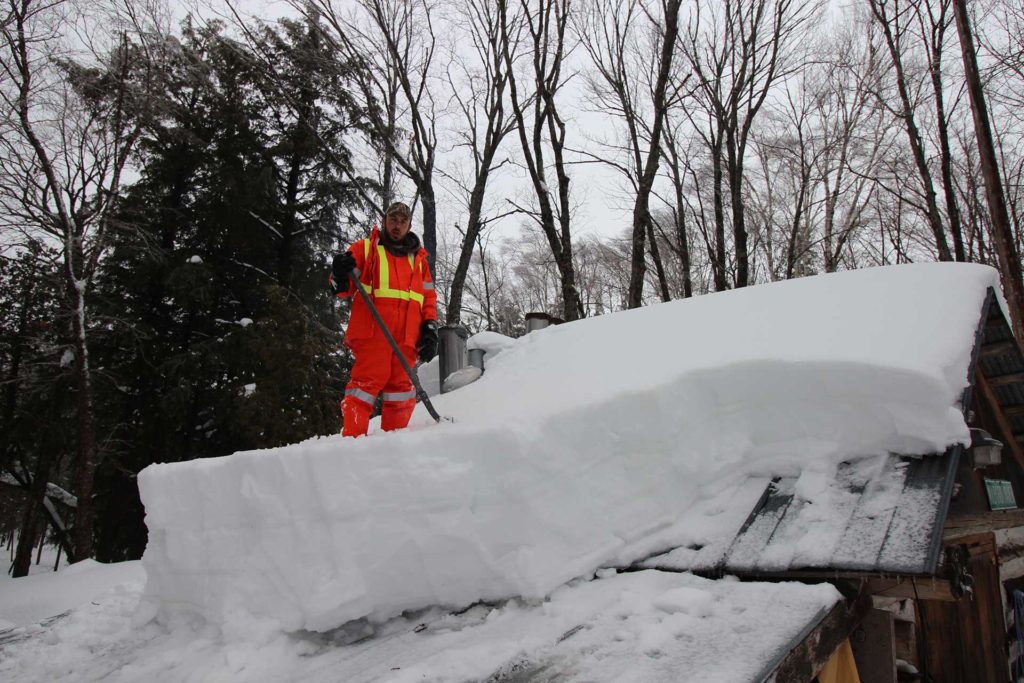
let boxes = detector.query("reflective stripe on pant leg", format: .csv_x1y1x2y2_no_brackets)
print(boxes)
342,341,393,436
381,389,416,402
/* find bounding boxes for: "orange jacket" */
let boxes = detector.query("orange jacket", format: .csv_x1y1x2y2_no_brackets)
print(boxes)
334,227,437,349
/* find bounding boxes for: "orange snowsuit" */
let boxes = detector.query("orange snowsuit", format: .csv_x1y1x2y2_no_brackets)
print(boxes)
333,227,437,436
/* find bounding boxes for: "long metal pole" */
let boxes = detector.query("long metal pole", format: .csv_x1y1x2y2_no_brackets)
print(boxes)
349,272,444,423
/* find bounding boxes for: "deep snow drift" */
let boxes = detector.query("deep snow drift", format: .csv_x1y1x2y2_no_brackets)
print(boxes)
138,263,999,636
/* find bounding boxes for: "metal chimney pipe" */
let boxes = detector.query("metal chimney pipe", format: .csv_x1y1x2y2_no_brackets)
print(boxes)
438,325,469,393
467,348,486,373
525,312,552,333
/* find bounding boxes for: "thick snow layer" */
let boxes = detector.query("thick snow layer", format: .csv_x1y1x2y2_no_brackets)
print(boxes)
0,564,839,683
139,263,999,635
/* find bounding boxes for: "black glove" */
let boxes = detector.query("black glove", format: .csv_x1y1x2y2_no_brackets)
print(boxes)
331,252,356,290
417,320,438,363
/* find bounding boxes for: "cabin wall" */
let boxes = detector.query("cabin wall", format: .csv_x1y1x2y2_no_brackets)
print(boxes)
917,534,1009,682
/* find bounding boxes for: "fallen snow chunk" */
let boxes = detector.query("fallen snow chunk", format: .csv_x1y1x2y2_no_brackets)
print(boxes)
188,255,203,264
59,349,75,368
243,384,256,397
238,318,253,328
443,366,482,392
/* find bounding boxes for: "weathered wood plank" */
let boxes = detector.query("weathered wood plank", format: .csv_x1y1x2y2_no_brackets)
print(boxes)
769,594,871,683
945,508,1024,536
974,369,1024,471
980,341,1020,358
851,609,896,683
864,577,957,602
917,535,1010,682
987,371,1024,388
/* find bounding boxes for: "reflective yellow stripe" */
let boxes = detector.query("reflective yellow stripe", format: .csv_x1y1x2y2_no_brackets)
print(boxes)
371,245,424,308
357,240,372,292
377,245,390,289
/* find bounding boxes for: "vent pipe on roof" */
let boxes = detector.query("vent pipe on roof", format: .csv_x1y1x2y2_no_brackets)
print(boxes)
525,312,562,333
438,325,469,394
467,347,485,372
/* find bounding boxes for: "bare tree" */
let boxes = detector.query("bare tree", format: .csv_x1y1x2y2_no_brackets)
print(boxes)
0,0,164,561
441,0,518,324
498,0,584,321
306,0,442,269
910,0,967,261
868,0,954,262
680,0,820,288
575,0,685,307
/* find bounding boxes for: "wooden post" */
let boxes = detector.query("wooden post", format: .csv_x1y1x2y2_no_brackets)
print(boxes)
851,608,897,683
953,0,1024,344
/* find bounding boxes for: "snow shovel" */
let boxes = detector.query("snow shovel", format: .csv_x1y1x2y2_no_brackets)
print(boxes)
349,271,446,423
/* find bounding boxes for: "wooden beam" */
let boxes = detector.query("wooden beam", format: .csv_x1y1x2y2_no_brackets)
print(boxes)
974,369,1024,470
770,594,872,682
945,509,1024,538
987,371,1024,388
863,577,958,602
851,609,897,683
987,370,1024,387
979,341,1019,357
1004,405,1024,417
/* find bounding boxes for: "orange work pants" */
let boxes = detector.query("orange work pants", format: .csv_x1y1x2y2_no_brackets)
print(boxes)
341,342,418,437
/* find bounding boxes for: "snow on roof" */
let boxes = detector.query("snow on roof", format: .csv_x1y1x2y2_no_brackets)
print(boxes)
138,263,1000,636
0,564,840,683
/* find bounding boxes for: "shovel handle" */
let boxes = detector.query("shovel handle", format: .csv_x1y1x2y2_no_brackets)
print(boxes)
349,272,443,423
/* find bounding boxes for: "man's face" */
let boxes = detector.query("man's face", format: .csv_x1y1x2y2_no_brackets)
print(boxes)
384,211,411,241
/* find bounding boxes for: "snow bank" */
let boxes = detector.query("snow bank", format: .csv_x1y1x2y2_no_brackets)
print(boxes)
138,263,999,635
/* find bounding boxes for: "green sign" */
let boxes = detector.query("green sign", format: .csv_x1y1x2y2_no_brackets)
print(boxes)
984,478,1018,511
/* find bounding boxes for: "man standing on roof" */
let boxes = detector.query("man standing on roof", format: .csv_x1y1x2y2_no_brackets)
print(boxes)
330,201,439,437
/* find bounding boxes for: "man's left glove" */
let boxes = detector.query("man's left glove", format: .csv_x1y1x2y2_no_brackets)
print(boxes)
417,320,438,363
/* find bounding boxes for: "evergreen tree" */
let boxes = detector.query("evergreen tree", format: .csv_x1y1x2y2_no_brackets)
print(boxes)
89,16,373,560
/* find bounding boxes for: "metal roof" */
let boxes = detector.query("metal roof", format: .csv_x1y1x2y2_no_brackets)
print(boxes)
641,287,1011,580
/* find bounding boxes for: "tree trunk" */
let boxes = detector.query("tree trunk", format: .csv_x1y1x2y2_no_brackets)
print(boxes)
953,0,1024,342
69,281,97,563
420,183,438,274
447,156,497,325
11,456,50,577
726,129,750,287
646,221,671,302
932,64,966,262
711,134,729,291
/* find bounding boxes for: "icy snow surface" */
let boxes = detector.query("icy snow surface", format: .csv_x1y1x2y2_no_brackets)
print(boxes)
0,564,840,683
139,263,999,635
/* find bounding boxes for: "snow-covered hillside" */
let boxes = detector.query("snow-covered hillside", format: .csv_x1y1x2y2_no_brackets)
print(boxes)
0,262,1001,682
139,263,998,635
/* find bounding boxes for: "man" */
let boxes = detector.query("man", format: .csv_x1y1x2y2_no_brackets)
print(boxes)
330,201,438,437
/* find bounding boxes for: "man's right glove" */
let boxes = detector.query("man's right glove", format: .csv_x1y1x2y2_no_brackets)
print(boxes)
331,252,356,291
417,320,438,363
